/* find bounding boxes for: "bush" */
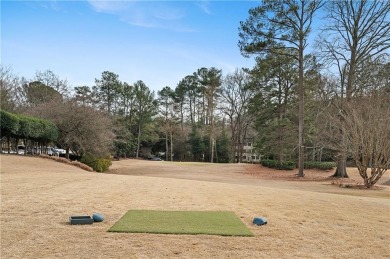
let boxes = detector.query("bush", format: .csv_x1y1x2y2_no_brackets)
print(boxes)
304,161,336,170
261,159,336,171
1,110,19,136
80,154,112,172
261,159,295,170
71,161,94,172
39,154,94,172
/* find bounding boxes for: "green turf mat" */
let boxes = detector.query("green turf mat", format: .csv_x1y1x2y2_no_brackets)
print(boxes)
108,210,254,237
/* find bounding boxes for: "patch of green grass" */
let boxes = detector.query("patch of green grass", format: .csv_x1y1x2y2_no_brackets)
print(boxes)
108,210,254,237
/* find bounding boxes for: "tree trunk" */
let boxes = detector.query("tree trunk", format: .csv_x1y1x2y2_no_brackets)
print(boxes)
210,136,214,163
15,138,20,154
66,147,70,160
298,33,305,177
216,138,219,163
136,124,141,158
230,117,236,163
24,139,27,155
170,131,173,161
333,130,348,178
189,99,194,124
7,136,11,154
232,135,237,163
165,131,169,161
334,24,358,177
334,113,349,178
333,157,348,178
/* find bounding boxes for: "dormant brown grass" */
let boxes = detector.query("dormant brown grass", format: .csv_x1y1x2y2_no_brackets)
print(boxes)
1,155,389,258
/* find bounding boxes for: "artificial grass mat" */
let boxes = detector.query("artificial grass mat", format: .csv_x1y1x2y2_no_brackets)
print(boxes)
108,210,254,237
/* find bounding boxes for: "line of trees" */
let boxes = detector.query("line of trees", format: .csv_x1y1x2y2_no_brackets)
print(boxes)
1,0,388,187
1,109,58,154
0,68,114,159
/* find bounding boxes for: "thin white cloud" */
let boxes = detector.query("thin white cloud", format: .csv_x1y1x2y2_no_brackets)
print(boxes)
152,6,185,21
87,0,133,13
195,0,212,15
31,0,67,13
87,0,193,32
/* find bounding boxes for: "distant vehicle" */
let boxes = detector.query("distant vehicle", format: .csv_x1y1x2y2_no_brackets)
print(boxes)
49,147,66,156
47,147,58,156
2,149,16,154
54,147,66,155
149,156,162,161
17,145,25,155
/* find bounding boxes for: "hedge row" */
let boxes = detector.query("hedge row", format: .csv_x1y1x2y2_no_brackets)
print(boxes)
261,160,296,170
39,154,94,172
261,159,336,171
304,161,336,170
1,109,58,142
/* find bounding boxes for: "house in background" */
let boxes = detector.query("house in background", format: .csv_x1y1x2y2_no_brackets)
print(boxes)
235,138,261,163
242,140,261,163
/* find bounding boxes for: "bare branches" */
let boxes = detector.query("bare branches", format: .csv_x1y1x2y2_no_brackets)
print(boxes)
341,93,390,187
220,68,255,162
34,70,69,97
318,0,390,96
27,99,114,157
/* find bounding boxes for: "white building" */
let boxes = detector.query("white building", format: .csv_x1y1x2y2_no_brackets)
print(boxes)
237,140,261,163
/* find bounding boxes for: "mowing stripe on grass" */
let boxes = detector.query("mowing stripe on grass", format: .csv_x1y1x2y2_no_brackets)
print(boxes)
108,210,254,237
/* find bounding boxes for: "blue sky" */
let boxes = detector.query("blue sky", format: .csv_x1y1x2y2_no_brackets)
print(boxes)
2,0,259,92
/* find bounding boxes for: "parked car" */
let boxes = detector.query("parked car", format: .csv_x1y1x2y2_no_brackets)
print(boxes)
148,155,162,161
46,147,66,156
17,145,25,155
2,149,17,154
54,147,66,156
47,147,58,156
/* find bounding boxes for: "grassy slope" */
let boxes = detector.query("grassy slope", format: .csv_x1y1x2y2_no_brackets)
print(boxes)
1,155,389,258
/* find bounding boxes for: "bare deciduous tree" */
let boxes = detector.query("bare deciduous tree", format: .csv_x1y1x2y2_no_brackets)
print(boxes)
27,99,114,158
1,66,18,112
334,92,389,188
317,0,390,177
0,66,28,112
34,70,69,97
220,68,254,162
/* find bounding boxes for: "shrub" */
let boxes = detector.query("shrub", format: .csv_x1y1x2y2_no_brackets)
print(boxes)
304,161,336,170
261,159,295,170
80,154,112,172
261,160,335,171
261,159,275,168
39,154,94,172
0,110,19,136
40,154,70,164
71,161,94,172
